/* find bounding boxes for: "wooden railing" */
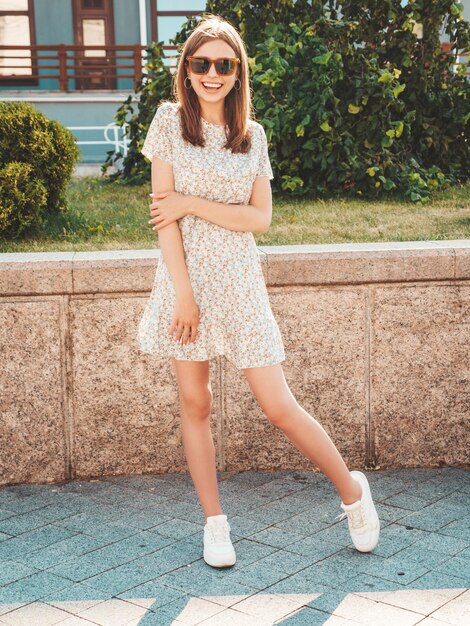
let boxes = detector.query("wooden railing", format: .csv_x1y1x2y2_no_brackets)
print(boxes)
0,44,149,91
440,42,470,76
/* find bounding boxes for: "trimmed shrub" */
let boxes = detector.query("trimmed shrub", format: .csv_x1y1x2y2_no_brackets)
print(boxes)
0,162,48,238
0,102,80,238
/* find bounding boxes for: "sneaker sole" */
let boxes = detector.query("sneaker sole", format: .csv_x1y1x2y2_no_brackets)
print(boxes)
350,470,380,552
203,549,236,568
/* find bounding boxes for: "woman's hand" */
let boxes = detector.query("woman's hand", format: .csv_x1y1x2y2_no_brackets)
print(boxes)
170,294,200,345
148,191,191,231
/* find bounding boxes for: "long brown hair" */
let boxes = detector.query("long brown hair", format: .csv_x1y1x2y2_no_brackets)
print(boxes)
164,14,255,154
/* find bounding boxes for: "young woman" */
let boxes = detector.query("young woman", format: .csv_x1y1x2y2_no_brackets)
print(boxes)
138,14,380,568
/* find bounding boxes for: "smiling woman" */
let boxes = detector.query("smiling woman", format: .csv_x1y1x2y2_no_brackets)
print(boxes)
136,12,381,572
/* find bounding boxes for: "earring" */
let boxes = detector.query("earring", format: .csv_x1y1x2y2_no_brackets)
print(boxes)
234,78,241,90
184,76,192,89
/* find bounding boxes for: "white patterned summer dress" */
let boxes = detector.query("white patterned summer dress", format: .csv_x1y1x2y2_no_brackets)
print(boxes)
137,101,285,369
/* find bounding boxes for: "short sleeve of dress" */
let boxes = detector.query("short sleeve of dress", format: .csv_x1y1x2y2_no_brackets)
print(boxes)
255,124,274,180
141,103,174,164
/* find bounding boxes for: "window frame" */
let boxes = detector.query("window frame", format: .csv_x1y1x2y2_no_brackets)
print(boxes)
0,0,38,86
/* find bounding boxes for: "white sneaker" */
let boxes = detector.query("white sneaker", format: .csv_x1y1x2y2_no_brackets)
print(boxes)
335,470,380,552
203,514,236,568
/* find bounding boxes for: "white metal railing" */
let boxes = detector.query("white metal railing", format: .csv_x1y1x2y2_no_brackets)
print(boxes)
66,122,130,157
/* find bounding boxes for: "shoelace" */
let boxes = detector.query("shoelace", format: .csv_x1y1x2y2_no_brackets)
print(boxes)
335,504,366,529
207,521,230,543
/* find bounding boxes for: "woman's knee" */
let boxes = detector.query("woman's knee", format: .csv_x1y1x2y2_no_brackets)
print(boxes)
180,386,213,420
264,398,297,428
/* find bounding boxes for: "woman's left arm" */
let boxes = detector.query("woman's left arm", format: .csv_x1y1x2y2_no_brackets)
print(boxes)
149,175,272,234
190,174,272,234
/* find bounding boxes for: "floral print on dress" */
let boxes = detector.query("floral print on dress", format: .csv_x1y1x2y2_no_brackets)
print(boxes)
137,101,285,369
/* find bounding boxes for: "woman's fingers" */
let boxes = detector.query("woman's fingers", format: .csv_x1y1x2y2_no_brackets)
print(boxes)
149,202,159,216
170,321,197,344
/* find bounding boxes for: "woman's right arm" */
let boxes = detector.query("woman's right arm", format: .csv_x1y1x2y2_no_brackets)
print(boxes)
150,156,200,345
150,156,193,300
141,103,199,345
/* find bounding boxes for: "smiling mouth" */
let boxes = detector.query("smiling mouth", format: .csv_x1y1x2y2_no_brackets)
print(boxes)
202,82,223,91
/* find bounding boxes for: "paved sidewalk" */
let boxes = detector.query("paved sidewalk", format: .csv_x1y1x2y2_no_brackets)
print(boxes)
0,468,468,625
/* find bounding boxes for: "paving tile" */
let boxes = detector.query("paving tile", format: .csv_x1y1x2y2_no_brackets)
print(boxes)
222,515,271,538
251,548,323,575
351,551,432,585
0,560,38,586
433,556,470,584
411,617,463,626
156,564,254,598
73,530,174,567
410,569,469,591
0,603,31,619
0,570,72,604
53,617,97,625
0,600,74,625
70,564,159,597
196,605,272,625
382,492,439,511
54,617,97,625
40,579,111,611
247,526,306,549
393,505,467,533
229,591,320,623
174,595,236,624
390,545,453,568
116,579,189,611
45,551,121,583
51,516,137,543
340,573,407,596
329,592,425,626
219,559,289,591
273,511,332,537
355,587,466,617
148,517,201,540
10,545,79,571
0,512,56,536
222,538,278,565
428,589,470,626
307,590,351,614
374,502,414,524
261,574,331,596
277,606,335,625
412,532,470,556
283,536,342,561
69,597,153,625
308,523,354,548
1,524,74,552
437,518,470,542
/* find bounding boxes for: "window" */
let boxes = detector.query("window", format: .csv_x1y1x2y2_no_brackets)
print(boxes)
0,0,36,83
82,18,106,57
151,1,205,47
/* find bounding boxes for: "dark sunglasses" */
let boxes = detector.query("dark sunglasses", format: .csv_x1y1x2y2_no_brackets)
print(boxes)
185,56,240,76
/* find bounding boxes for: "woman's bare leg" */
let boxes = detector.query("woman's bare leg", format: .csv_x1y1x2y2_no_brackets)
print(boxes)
170,357,224,521
242,363,362,504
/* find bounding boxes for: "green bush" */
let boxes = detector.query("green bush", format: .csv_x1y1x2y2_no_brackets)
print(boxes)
102,40,174,185
104,0,469,203
0,162,48,238
0,102,80,238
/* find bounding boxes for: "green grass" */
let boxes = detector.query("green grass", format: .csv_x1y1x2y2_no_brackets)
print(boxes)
1,176,469,253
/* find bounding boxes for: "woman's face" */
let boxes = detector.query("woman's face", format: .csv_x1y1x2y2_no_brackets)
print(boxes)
185,39,240,105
